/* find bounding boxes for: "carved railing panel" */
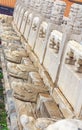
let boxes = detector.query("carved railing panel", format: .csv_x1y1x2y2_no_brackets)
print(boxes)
24,13,33,41
58,40,82,116
28,17,40,50
43,30,62,83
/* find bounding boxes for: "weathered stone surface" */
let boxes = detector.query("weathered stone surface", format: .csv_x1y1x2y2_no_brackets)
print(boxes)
7,58,37,79
52,88,74,118
28,16,41,50
36,93,53,117
34,0,43,13
9,77,24,87
43,30,62,83
50,0,66,25
20,115,37,130
34,21,49,64
2,40,20,47
20,117,82,130
2,34,20,41
17,8,26,31
13,3,20,25
38,63,54,92
29,51,39,67
11,82,48,102
3,42,21,54
29,0,35,10
2,26,13,31
5,48,28,63
45,119,82,130
1,1,82,129
20,115,56,130
58,40,82,117
41,0,54,19
35,118,55,130
2,30,17,36
24,13,33,41
20,11,29,35
28,72,44,86
14,5,22,26
13,4,19,22
40,101,63,119
14,99,34,117
68,3,82,34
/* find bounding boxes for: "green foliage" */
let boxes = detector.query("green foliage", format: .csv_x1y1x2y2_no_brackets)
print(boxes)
0,72,3,79
0,75,9,130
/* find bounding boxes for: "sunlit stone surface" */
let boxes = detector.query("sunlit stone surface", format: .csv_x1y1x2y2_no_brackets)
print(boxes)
1,0,82,130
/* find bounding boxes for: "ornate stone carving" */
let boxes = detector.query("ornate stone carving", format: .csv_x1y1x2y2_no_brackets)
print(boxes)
32,17,40,31
5,48,27,63
75,58,82,73
41,0,54,18
27,13,33,25
34,0,43,13
65,49,75,65
39,22,48,38
11,82,48,102
50,0,66,25
65,41,82,73
49,31,61,54
3,42,21,53
23,11,28,21
7,59,37,79
2,34,20,41
58,40,82,116
68,3,82,34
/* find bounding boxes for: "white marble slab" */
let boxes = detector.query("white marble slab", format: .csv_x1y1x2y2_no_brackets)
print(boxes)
13,4,19,22
17,8,26,31
28,16,41,50
24,13,33,41
34,21,49,64
58,40,82,116
20,11,29,35
15,5,22,26
43,30,62,83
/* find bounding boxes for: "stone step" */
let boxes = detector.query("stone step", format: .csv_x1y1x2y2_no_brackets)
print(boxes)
40,101,63,120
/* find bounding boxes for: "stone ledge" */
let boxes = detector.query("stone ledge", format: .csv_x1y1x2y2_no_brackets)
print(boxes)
52,88,75,118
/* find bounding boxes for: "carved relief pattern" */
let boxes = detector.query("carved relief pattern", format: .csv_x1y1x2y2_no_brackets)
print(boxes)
23,11,28,21
65,41,82,73
32,17,40,31
34,0,43,12
39,22,48,38
68,4,82,34
27,13,33,25
49,31,60,54
51,1,66,25
74,56,82,73
65,49,75,65
41,0,54,18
